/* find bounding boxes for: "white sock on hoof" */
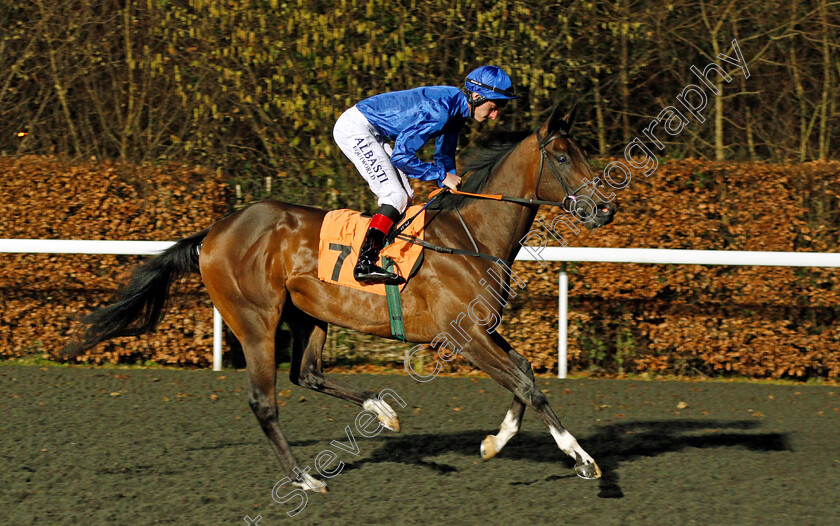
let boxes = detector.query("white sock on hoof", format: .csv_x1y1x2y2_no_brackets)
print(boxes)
496,410,519,444
294,472,326,492
363,398,400,432
549,426,594,465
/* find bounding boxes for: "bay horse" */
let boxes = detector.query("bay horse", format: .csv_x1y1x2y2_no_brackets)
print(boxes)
66,104,618,490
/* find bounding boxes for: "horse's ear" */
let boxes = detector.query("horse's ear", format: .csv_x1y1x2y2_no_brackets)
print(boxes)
565,102,578,130
547,102,578,135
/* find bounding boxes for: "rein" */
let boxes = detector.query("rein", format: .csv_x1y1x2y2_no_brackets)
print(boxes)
387,129,587,268
425,129,586,211
385,188,511,267
427,186,562,209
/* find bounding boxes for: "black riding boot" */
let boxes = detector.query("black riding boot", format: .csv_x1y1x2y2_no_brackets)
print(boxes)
354,206,405,285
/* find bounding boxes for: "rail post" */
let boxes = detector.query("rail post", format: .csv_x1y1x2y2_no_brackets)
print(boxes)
558,261,568,379
213,308,223,371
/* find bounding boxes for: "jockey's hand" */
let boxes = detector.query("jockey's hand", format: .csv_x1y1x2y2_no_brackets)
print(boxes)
442,172,461,191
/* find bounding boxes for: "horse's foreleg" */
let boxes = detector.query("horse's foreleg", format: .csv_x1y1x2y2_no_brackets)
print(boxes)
481,335,531,460
463,331,600,479
287,307,400,432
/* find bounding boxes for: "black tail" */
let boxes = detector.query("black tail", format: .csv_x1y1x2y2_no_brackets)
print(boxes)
64,228,210,356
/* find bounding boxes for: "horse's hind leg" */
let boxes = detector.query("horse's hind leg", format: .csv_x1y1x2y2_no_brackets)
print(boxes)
242,327,325,492
286,306,401,432
481,335,530,460
209,287,325,492
481,396,526,461
463,331,601,479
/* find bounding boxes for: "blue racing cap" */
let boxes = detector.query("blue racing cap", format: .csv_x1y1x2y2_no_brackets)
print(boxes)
465,66,517,100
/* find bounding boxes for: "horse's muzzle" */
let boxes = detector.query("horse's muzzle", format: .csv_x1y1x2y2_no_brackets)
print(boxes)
581,201,618,230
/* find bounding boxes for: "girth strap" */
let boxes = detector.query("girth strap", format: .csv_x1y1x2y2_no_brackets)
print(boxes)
380,257,406,342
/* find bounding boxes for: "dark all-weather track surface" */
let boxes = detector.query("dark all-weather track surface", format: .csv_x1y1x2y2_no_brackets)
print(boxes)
1,366,838,526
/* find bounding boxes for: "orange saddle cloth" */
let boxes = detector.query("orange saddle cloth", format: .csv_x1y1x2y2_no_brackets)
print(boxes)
317,205,426,296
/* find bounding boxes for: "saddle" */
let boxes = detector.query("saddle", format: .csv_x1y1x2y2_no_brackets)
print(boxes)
317,205,426,296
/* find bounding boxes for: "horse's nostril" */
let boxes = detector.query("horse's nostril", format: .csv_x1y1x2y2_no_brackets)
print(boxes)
597,202,617,216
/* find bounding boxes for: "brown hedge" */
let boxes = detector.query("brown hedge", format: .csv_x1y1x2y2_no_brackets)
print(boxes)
0,155,229,365
1,155,838,379
502,159,840,379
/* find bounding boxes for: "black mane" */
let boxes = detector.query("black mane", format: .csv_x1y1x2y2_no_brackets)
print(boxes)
428,130,532,211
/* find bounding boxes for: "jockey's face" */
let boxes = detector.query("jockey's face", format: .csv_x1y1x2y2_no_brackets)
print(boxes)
471,93,506,122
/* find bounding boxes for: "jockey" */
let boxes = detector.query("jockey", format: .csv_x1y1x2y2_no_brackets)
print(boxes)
333,65,517,285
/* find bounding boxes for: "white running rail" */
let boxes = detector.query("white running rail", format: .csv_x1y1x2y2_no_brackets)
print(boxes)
518,247,840,378
0,239,223,371
3,240,840,375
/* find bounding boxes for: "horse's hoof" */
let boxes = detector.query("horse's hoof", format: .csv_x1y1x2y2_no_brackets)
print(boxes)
376,412,400,433
294,473,328,493
480,435,498,460
364,399,400,432
379,414,400,432
574,461,602,480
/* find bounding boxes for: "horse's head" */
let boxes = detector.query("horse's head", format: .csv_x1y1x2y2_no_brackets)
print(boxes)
533,104,617,230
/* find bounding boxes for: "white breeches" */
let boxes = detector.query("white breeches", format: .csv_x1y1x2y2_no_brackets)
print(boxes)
333,106,414,213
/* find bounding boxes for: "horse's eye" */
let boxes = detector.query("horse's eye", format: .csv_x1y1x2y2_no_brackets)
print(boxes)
555,154,568,164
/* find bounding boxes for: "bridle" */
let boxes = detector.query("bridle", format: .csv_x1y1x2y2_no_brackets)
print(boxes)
534,127,591,214
387,128,604,263
434,127,593,213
